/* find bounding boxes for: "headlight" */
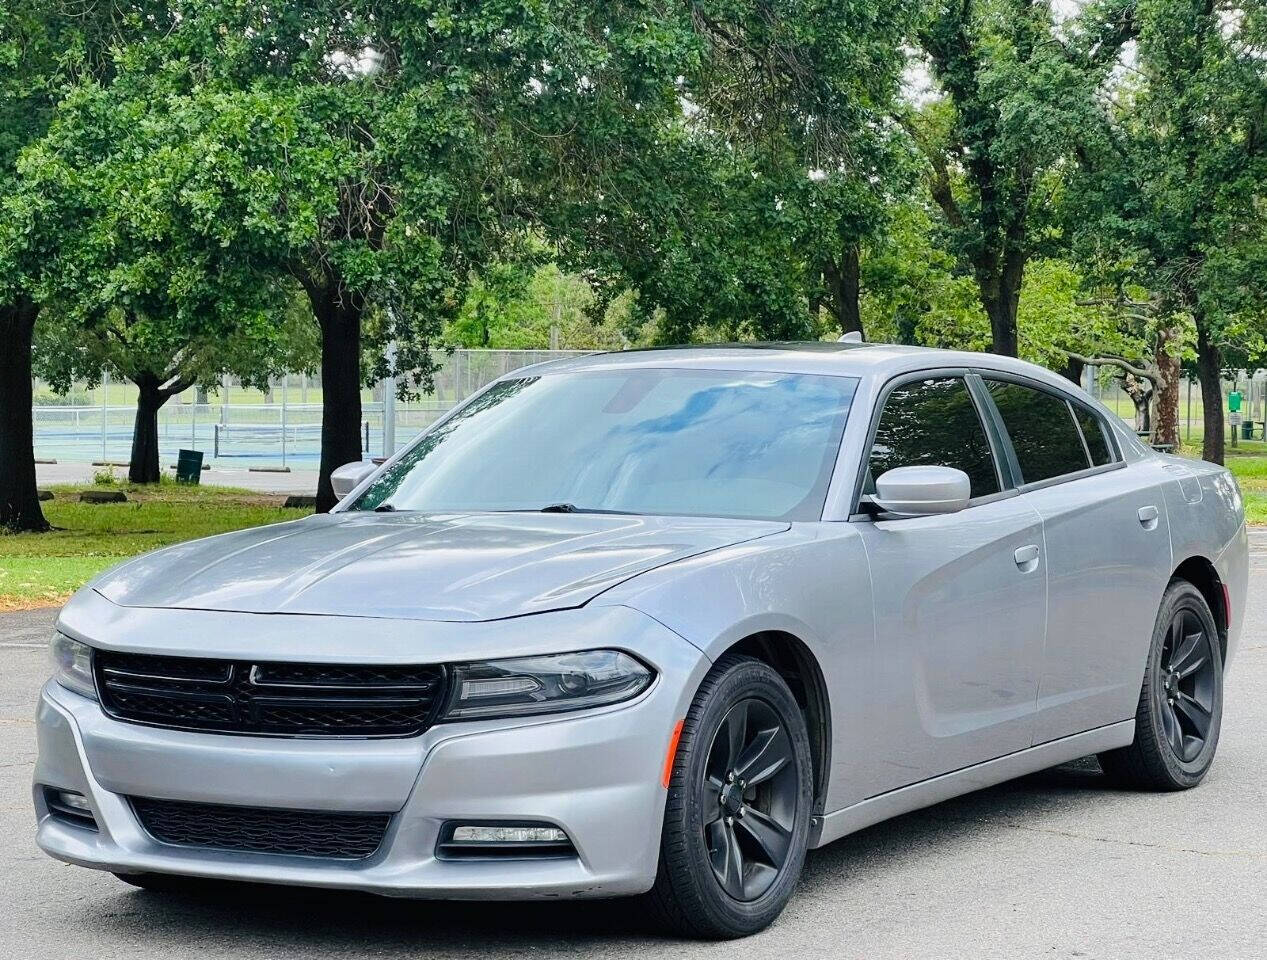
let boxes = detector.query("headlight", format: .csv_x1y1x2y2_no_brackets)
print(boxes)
440,649,653,721
50,633,97,701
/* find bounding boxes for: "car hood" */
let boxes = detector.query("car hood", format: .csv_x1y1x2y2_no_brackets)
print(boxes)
92,511,789,622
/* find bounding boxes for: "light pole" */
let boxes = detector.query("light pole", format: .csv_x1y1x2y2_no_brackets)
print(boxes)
383,342,397,459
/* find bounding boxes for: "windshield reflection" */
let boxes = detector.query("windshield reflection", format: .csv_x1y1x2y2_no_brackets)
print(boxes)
352,368,857,521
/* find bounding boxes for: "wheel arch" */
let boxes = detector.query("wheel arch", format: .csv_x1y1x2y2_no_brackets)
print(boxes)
718,631,832,816
1171,554,1228,660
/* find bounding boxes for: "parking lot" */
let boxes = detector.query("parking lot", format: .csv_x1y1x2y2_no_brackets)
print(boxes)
2,536,1265,959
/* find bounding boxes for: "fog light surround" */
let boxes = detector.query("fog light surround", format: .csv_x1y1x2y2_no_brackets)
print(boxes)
437,821,576,860
43,787,98,830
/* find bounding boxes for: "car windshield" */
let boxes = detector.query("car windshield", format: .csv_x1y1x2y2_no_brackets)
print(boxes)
351,367,858,521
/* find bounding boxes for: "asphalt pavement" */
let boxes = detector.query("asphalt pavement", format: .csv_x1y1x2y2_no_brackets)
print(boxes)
2,536,1265,958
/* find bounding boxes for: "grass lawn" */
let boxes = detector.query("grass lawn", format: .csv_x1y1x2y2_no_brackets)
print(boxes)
0,482,309,610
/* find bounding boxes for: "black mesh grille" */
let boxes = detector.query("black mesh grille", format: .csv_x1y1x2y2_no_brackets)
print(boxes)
131,797,390,859
95,651,446,738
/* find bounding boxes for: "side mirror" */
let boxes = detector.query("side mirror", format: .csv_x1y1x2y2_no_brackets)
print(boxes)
872,465,971,517
330,461,376,499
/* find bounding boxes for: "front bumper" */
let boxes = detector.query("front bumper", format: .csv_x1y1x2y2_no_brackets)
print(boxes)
34,607,708,900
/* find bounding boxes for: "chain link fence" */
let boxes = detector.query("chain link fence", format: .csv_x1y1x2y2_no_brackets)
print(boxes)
33,349,586,470
1088,372,1267,443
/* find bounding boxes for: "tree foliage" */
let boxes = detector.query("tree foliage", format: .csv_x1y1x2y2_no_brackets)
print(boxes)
1,1,165,529
909,0,1132,357
446,263,635,351
20,76,308,482
542,0,920,343
1067,0,1267,461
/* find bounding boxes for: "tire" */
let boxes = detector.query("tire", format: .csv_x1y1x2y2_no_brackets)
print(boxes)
1098,579,1224,791
645,654,813,939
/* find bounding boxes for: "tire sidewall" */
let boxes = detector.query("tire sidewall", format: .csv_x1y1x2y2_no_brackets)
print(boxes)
1145,583,1224,786
666,657,814,936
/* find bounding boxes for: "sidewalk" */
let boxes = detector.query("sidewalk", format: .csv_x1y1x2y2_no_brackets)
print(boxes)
37,461,319,496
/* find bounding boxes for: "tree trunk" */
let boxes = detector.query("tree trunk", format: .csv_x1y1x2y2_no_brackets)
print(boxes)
1152,326,1181,449
1196,319,1224,465
308,280,365,512
823,245,863,338
981,293,1019,356
0,300,49,532
1060,355,1085,385
128,374,167,484
1123,374,1152,434
973,245,1023,359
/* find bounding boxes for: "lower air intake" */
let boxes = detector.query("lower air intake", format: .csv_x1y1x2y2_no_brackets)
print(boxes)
131,796,391,859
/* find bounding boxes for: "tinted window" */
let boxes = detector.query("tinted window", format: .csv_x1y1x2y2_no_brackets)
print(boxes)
868,377,1000,498
351,369,857,521
986,380,1090,483
1073,405,1113,466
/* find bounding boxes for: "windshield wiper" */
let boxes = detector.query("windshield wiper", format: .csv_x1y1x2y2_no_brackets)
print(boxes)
537,503,637,515
373,503,398,512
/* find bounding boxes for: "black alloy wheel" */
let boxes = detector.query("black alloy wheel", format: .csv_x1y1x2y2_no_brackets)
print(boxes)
702,698,800,902
646,655,813,939
1099,579,1224,791
1155,607,1218,763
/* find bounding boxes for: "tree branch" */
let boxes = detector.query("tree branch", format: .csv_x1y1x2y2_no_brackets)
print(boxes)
1060,349,1160,386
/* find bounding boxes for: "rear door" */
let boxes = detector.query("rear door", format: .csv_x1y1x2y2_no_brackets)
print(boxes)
854,372,1046,793
977,375,1172,744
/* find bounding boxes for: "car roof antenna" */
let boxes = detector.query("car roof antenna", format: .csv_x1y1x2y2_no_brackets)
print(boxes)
838,331,864,344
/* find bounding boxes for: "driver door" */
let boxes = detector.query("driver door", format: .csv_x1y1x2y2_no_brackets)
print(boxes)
854,373,1046,794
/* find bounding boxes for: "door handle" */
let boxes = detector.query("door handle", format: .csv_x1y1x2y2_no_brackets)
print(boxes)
1014,544,1040,572
1138,505,1159,530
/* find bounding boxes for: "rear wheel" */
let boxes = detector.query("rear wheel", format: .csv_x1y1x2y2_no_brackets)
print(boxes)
646,655,813,939
1099,579,1223,791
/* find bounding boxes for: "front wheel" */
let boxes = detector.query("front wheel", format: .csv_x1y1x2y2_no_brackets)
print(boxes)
646,655,813,939
1099,579,1224,791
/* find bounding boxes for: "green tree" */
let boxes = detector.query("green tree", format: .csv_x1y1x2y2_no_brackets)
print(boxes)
858,195,986,346
544,0,919,343
0,2,162,530
909,0,1132,356
691,0,922,339
1066,0,1267,463
22,80,311,483
446,263,633,351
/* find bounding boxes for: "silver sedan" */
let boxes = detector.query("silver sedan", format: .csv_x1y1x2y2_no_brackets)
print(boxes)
34,343,1247,938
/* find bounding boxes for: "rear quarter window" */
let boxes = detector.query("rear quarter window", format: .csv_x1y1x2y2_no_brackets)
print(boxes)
1072,405,1114,466
985,380,1090,484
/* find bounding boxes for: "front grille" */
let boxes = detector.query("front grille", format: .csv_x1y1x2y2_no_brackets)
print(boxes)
131,797,390,859
95,651,446,738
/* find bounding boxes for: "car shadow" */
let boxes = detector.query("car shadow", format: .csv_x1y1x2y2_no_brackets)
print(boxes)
81,758,1118,953
800,755,1112,887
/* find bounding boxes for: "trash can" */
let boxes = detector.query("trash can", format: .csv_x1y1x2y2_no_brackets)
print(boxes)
1243,421,1255,440
175,449,204,484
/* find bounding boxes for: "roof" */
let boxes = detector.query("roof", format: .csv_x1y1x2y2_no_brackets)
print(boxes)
505,341,1077,390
